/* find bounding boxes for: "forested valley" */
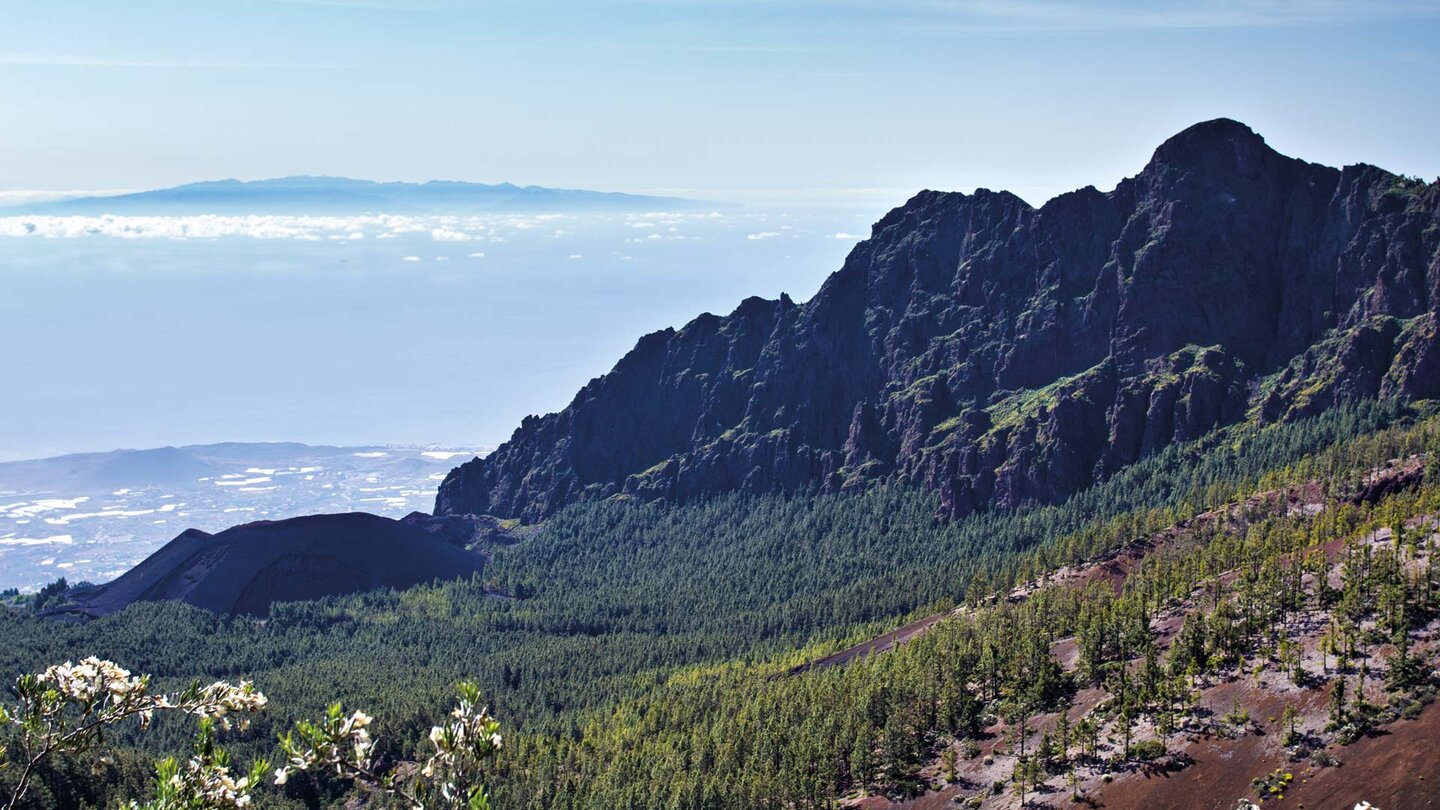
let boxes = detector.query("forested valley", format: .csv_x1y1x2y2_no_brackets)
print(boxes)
4,401,1440,807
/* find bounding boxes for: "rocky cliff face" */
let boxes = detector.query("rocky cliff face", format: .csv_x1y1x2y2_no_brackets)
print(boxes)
437,119,1440,522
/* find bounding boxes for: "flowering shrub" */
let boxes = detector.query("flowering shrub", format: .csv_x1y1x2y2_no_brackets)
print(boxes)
2,657,267,810
276,681,502,810
1249,768,1294,802
128,719,271,810
1,659,501,810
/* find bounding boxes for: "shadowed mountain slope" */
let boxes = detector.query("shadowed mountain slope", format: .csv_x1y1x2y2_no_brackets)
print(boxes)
437,119,1440,522
62,512,487,618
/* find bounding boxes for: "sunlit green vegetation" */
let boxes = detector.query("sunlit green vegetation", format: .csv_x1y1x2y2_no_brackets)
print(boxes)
2,399,1437,808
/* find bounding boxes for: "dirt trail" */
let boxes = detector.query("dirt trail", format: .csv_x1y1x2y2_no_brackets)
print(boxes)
788,612,950,675
796,459,1427,679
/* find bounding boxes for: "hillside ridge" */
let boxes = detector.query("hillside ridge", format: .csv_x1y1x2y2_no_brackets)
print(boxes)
830,453,1440,808
55,511,497,618
437,119,1440,521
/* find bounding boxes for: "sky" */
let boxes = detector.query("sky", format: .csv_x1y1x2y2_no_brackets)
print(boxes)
3,1,1440,462
2,0,1439,206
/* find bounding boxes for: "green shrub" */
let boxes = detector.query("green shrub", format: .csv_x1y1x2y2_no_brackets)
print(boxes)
1131,739,1166,761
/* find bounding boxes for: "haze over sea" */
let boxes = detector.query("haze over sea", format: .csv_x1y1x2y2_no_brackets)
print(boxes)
0,203,868,461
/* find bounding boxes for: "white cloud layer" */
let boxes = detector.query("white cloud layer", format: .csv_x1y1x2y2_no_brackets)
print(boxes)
0,211,737,242
0,534,74,546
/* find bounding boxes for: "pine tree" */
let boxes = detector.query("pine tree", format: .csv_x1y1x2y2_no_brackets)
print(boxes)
1328,677,1347,729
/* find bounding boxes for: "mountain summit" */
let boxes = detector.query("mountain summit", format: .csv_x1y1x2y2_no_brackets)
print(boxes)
436,119,1440,522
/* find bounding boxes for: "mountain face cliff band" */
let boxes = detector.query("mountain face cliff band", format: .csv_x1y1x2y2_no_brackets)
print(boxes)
437,119,1440,522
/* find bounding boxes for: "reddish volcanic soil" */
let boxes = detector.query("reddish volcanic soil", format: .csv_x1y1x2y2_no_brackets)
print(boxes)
1284,701,1440,808
1095,696,1440,809
876,696,1440,810
840,460,1439,810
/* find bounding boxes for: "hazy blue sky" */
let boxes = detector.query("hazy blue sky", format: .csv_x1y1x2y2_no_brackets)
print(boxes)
3,0,1439,204
4,1,1440,462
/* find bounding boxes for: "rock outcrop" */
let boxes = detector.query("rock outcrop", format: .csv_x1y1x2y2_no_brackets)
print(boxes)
437,119,1440,522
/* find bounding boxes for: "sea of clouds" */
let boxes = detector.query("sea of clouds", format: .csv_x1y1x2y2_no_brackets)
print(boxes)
0,211,780,242
0,209,873,249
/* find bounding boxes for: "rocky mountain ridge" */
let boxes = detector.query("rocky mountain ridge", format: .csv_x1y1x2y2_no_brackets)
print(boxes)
437,119,1440,522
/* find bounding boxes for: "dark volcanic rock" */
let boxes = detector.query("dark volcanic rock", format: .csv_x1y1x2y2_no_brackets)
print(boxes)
66,512,486,617
437,119,1440,522
399,510,517,547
